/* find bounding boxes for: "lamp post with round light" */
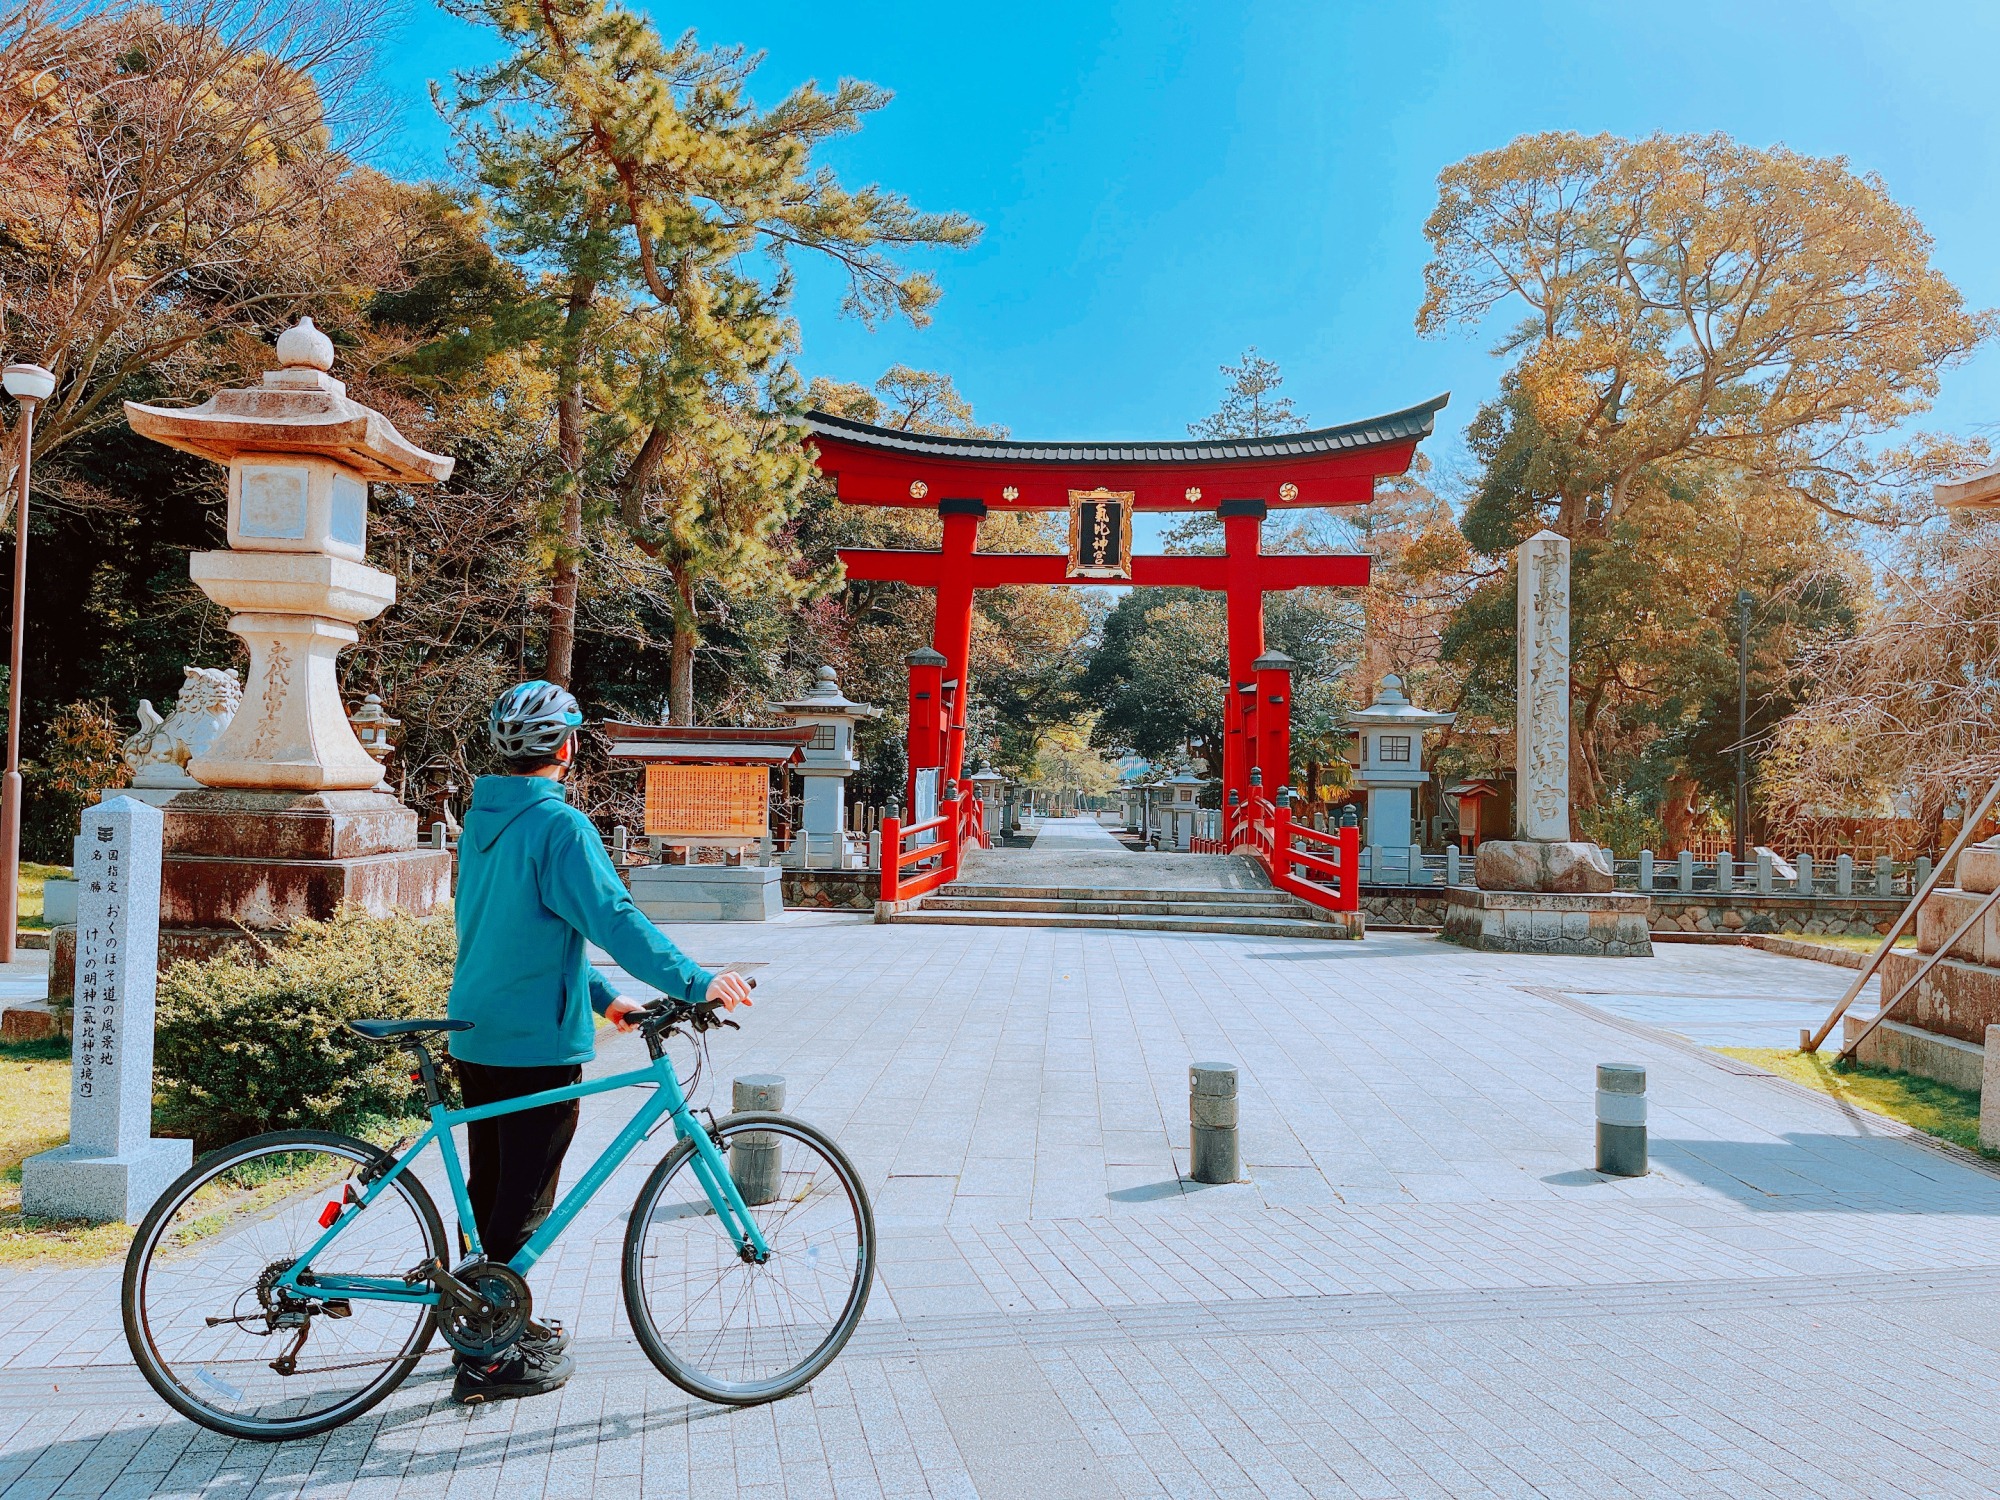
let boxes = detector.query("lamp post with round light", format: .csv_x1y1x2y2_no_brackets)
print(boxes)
0,363,55,963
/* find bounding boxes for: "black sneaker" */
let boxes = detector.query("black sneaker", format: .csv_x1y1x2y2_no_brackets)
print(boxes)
452,1345,574,1405
522,1318,570,1357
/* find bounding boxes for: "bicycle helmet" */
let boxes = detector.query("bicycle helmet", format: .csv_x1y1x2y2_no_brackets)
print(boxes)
488,680,583,762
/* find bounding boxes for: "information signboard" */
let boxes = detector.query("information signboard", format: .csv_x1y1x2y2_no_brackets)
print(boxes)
644,764,769,839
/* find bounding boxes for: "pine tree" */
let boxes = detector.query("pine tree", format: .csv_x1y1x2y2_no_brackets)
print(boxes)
1186,348,1308,440
441,0,979,705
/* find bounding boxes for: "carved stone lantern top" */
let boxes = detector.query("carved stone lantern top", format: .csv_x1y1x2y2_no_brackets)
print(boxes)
123,318,453,485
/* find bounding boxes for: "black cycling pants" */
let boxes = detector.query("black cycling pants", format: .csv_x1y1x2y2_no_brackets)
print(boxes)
453,1058,584,1265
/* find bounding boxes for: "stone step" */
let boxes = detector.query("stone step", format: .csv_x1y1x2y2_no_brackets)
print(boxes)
886,910,1352,940
920,895,1312,920
937,883,1288,906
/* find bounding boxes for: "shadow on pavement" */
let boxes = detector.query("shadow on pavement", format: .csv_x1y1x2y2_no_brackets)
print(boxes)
1650,1134,2000,1213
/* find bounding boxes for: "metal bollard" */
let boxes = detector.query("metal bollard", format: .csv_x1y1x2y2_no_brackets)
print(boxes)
1595,1064,1647,1177
730,1075,786,1206
1189,1062,1239,1184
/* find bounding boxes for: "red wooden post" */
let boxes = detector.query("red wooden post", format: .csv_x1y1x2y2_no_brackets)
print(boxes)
1272,796,1293,888
942,781,962,883
1219,501,1267,818
1253,651,1295,800
904,646,946,814
1338,822,1361,910
880,816,902,903
934,500,984,790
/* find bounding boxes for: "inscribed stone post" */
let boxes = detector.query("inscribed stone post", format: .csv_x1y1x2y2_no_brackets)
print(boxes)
1515,529,1571,841
22,797,191,1223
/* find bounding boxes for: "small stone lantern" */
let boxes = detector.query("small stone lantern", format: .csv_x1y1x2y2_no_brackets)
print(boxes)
348,692,398,790
1343,674,1455,880
1160,768,1206,852
968,761,1006,835
767,666,882,868
125,319,453,790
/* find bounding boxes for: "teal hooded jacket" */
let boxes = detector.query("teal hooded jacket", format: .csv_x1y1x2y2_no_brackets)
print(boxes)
447,775,713,1067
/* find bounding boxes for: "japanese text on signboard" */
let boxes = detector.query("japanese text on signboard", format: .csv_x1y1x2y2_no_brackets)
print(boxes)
1066,489,1134,580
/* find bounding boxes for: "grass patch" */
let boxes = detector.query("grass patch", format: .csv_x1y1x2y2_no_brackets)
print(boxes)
1718,1046,1990,1156
0,1034,427,1265
0,1037,136,1263
1779,933,1916,953
17,862,67,932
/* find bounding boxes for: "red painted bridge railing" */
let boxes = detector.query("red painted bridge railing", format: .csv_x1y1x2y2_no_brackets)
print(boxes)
1225,795,1361,914
878,789,989,905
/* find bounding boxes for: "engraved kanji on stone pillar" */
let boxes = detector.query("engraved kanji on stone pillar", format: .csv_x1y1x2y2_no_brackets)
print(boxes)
22,797,190,1222
1515,529,1571,842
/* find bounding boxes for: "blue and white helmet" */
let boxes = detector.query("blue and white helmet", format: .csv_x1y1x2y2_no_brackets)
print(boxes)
488,680,582,761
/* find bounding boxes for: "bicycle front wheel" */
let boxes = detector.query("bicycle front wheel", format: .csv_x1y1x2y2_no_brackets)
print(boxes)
122,1130,446,1441
623,1112,875,1404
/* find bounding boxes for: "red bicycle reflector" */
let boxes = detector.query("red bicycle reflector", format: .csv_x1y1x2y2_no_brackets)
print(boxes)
318,1200,342,1229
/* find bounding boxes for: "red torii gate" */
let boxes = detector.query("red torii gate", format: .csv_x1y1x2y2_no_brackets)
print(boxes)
806,394,1447,906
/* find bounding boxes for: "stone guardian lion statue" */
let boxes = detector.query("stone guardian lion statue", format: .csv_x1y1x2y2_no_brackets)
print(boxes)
123,666,243,787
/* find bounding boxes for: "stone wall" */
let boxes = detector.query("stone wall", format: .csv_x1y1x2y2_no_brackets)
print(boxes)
1361,887,1901,936
781,868,877,910
1645,893,1902,937
1361,889,1450,926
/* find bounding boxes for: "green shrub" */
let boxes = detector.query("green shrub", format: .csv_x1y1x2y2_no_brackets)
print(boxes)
154,908,455,1152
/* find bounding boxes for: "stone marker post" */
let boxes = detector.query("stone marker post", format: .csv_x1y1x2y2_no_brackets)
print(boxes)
23,797,191,1222
1594,1063,1647,1177
730,1075,786,1206
1189,1062,1240,1184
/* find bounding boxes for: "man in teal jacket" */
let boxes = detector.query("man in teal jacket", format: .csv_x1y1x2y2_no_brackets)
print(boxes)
446,680,753,1404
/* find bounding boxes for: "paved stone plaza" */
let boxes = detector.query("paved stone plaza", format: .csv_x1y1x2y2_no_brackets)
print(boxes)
6,910,2000,1499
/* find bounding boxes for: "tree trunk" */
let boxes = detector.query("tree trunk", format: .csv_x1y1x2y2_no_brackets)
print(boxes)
545,482,582,687
541,272,597,687
667,563,697,725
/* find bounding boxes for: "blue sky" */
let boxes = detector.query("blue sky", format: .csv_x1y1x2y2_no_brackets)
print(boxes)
374,0,2000,493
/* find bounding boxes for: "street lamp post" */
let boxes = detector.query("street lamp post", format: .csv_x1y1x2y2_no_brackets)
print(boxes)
1735,588,1752,865
0,363,55,964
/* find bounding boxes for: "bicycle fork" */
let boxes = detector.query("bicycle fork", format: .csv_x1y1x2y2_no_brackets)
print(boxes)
678,1111,773,1264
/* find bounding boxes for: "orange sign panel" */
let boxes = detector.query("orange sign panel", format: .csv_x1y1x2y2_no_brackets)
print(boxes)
644,765,769,839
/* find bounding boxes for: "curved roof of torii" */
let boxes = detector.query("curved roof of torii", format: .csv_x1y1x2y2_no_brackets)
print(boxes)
804,393,1449,511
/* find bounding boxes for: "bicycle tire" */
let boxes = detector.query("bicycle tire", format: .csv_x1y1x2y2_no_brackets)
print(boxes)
622,1111,875,1405
123,1129,447,1441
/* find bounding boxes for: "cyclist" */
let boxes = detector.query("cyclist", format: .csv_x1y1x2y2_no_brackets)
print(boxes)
445,680,754,1405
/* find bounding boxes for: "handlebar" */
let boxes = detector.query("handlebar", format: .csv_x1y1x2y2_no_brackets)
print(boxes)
635,977,755,1044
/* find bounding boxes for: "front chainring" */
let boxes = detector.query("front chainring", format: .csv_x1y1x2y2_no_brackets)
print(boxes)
438,1259,532,1360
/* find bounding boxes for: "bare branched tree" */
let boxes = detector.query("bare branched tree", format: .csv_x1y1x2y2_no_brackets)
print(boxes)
0,0,401,510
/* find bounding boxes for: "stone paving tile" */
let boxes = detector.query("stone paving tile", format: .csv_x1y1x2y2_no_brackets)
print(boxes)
0,921,1993,1495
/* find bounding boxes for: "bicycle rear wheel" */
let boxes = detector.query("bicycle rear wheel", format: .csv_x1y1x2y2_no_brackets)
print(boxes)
123,1130,446,1441
623,1112,874,1404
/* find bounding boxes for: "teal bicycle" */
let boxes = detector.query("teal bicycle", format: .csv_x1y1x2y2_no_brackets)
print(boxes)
120,993,876,1441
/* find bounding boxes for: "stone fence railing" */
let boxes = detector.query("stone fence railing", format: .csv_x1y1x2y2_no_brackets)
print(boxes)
1361,844,1930,898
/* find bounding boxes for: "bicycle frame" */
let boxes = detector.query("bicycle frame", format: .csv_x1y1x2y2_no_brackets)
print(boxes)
273,1042,770,1308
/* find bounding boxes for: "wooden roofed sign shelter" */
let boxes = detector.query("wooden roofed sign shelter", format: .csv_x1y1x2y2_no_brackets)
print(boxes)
806,395,1448,911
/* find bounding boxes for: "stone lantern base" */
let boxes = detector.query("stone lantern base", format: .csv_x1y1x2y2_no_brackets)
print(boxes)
51,788,451,1002
1441,888,1653,957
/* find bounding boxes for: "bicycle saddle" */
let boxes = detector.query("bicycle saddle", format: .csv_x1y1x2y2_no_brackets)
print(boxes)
346,1018,475,1043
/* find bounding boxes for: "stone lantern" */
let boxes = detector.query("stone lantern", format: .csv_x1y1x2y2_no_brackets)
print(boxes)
967,761,1006,837
1159,768,1206,852
127,319,452,790
1343,674,1455,881
41,318,461,987
767,665,881,868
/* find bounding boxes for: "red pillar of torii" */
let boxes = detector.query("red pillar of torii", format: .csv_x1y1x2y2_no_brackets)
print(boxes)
805,394,1447,823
